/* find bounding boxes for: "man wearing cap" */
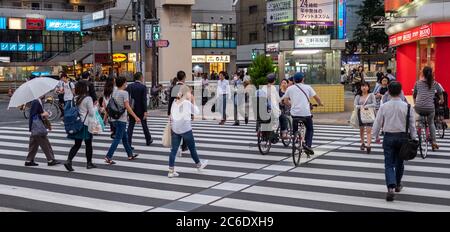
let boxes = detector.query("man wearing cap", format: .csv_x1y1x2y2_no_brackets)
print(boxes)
281,72,323,155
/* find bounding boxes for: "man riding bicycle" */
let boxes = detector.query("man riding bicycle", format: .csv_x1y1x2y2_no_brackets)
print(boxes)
280,72,323,155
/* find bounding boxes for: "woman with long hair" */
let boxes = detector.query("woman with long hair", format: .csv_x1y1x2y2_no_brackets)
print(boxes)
64,81,96,171
354,82,376,154
102,77,116,138
413,66,445,150
374,76,390,112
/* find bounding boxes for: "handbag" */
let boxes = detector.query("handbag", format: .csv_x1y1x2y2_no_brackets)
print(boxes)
399,104,419,161
162,121,172,148
31,116,48,136
358,94,376,124
295,84,314,110
350,109,359,129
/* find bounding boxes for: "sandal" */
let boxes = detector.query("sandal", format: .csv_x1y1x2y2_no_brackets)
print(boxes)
104,157,116,165
432,143,439,151
366,146,372,154
128,154,139,160
360,144,366,151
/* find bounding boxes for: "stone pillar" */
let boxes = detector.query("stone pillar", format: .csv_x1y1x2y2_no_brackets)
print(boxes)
156,0,195,82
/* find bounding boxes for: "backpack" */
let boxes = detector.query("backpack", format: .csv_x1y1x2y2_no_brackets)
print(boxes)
107,96,125,120
64,97,88,135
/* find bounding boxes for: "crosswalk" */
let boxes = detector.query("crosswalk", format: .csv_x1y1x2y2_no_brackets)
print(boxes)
0,117,449,212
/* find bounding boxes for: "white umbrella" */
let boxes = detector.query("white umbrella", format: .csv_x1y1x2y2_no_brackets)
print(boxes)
8,77,60,109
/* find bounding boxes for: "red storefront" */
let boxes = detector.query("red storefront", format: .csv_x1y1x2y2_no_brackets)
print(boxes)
389,22,450,107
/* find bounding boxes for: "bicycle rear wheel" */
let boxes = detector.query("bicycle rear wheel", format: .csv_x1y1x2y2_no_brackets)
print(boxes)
419,127,428,159
257,130,271,155
292,125,306,166
43,102,60,122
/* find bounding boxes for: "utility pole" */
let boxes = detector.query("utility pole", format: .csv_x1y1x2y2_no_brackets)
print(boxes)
134,0,140,73
109,14,114,77
140,0,146,77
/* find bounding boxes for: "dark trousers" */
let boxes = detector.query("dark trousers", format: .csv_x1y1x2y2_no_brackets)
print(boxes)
222,94,227,120
27,135,55,162
128,115,152,146
292,116,314,148
383,133,406,189
68,139,93,163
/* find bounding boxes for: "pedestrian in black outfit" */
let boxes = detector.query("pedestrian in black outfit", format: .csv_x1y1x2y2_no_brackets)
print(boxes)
127,72,153,148
81,71,98,104
102,77,116,138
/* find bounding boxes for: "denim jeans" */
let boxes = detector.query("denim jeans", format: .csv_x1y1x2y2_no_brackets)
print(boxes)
106,121,133,159
292,116,314,148
383,133,407,189
169,130,200,168
415,109,437,143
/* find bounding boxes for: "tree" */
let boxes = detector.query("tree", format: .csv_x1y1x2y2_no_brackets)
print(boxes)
352,0,388,56
248,55,275,88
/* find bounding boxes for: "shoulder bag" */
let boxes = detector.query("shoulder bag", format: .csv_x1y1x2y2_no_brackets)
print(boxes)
295,85,314,110
359,94,376,124
399,104,419,160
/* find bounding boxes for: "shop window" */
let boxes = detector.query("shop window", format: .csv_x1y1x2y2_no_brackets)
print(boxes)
31,3,40,10
249,32,258,43
45,4,52,9
127,27,136,41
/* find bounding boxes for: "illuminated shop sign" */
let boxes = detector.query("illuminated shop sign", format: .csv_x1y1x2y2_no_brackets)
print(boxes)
338,0,346,39
387,22,450,47
46,19,81,32
26,18,45,30
267,0,294,24
0,43,44,52
297,0,334,26
0,17,6,29
295,35,331,48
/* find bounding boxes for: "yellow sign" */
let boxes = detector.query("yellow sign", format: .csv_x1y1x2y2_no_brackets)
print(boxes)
113,53,127,63
192,55,206,63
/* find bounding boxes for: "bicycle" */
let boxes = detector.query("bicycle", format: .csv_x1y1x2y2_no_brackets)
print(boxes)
416,113,434,159
19,102,32,119
256,117,292,155
291,104,318,166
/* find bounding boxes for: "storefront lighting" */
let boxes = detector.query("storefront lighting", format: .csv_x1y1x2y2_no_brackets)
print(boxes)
292,50,321,55
302,29,308,34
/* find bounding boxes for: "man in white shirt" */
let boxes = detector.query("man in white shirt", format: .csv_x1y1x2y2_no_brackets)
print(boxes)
216,71,231,125
281,72,323,155
386,69,396,82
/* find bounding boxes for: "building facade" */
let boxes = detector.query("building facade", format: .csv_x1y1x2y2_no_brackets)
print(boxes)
236,0,347,112
385,0,450,108
191,0,237,78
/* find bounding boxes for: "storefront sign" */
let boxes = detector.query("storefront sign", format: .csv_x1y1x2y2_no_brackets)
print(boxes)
295,35,330,48
206,55,230,63
388,22,450,47
266,43,280,53
128,53,137,62
267,0,294,24
92,10,105,21
112,53,127,63
26,18,45,30
94,53,111,63
337,0,346,39
9,18,25,30
192,55,206,63
0,43,43,52
0,17,6,30
297,0,333,25
46,19,81,32
385,0,412,12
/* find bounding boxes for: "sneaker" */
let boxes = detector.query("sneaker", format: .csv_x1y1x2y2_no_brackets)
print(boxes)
25,161,39,167
386,188,395,202
303,146,315,155
64,161,74,172
47,160,60,166
168,170,180,178
128,154,139,160
197,160,208,171
395,184,403,193
104,157,116,165
146,139,154,146
86,162,97,169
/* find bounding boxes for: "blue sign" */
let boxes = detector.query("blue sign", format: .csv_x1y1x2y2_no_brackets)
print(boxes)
32,72,51,76
0,43,44,52
46,19,81,32
0,17,6,30
338,0,347,39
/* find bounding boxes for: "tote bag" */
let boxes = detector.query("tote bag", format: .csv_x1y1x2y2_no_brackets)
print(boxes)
162,122,172,148
350,110,359,129
359,94,376,124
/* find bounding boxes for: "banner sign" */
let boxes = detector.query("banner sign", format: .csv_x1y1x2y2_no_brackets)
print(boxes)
26,18,45,30
338,0,346,39
267,0,294,24
0,17,6,29
46,19,81,32
295,35,331,48
0,43,43,52
297,0,334,26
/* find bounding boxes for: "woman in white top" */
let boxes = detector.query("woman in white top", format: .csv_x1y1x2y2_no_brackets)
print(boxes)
64,81,97,172
168,85,208,178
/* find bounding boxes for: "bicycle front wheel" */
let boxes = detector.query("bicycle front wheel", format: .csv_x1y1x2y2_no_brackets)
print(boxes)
43,102,60,122
257,130,271,155
282,118,292,147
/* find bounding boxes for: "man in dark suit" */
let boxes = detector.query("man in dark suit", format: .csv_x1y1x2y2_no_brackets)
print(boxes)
81,71,98,104
127,72,153,147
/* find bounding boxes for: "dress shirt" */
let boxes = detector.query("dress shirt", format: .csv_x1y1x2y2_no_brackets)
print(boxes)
372,98,417,139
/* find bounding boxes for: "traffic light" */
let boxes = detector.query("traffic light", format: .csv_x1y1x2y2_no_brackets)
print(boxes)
152,24,160,41
251,51,257,60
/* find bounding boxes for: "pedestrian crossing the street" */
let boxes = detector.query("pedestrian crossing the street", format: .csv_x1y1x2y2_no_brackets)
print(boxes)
0,117,449,212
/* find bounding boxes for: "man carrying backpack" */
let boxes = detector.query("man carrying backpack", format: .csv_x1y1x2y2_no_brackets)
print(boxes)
105,76,141,165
